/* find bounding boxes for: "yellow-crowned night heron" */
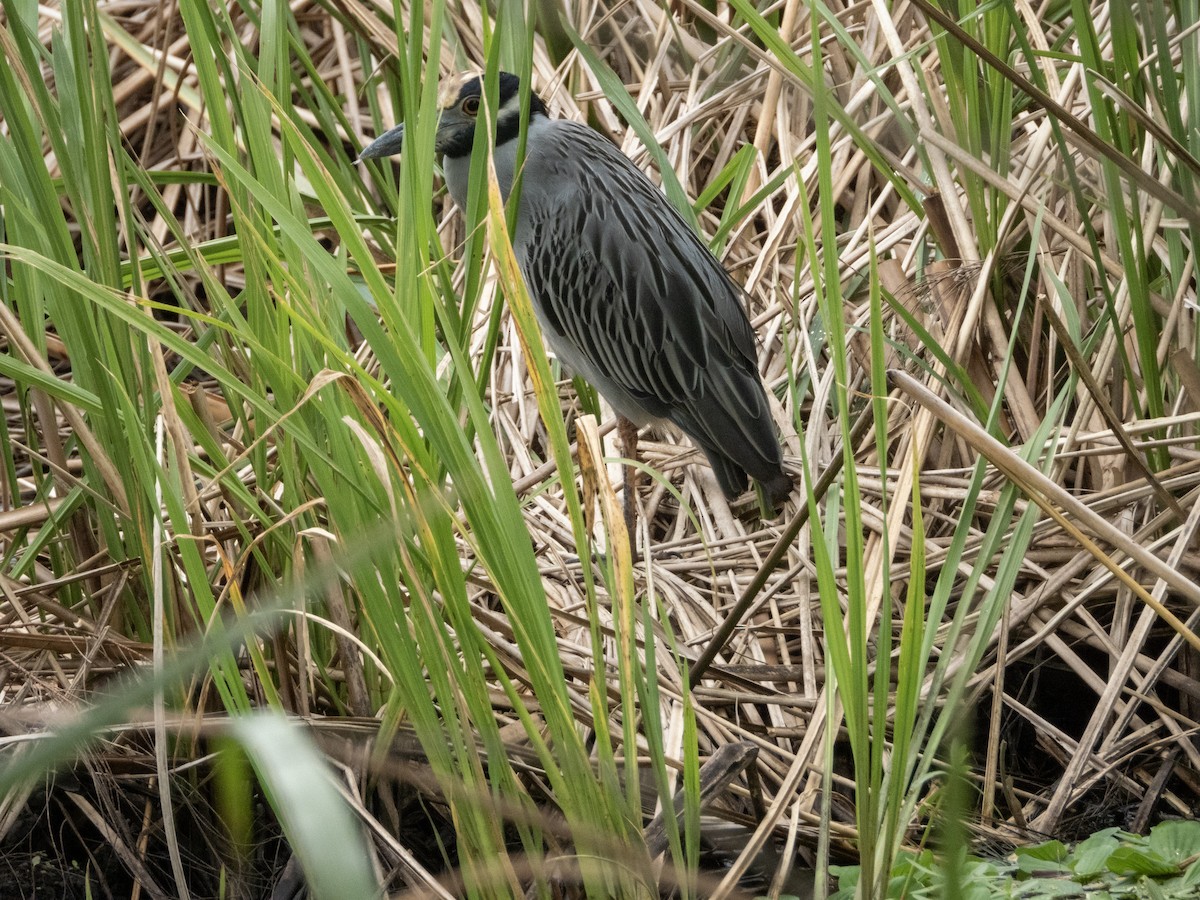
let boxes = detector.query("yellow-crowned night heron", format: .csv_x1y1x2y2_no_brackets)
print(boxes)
360,72,793,509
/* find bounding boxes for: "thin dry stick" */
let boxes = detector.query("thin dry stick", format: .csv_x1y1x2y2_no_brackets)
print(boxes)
689,409,874,687
890,369,1200,647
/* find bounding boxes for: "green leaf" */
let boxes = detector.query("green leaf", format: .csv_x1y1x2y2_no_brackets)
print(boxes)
232,714,379,900
1149,820,1200,865
1072,830,1122,879
1019,840,1072,863
1015,878,1085,897
830,863,861,892
1017,856,1073,876
0,352,102,414
1018,840,1073,874
1105,846,1180,877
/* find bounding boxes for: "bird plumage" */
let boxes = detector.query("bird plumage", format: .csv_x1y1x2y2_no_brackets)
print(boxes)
361,72,792,507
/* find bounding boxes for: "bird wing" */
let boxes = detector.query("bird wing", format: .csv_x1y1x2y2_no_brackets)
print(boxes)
516,121,761,410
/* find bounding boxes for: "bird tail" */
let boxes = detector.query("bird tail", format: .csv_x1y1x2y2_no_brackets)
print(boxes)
684,421,793,509
760,467,795,510
668,371,793,508
704,450,751,500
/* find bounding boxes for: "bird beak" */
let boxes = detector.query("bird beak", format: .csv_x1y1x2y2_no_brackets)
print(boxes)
358,123,405,161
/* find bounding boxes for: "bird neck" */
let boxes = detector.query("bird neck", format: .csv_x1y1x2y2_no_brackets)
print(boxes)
443,113,548,211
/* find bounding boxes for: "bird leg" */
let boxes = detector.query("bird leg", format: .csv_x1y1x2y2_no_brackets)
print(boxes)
617,415,640,541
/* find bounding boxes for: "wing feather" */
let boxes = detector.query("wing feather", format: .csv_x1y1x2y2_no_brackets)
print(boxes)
512,120,788,496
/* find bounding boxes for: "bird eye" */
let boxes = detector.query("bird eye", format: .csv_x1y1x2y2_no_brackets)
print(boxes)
462,96,480,116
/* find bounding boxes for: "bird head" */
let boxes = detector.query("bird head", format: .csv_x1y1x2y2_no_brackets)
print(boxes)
358,71,547,162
